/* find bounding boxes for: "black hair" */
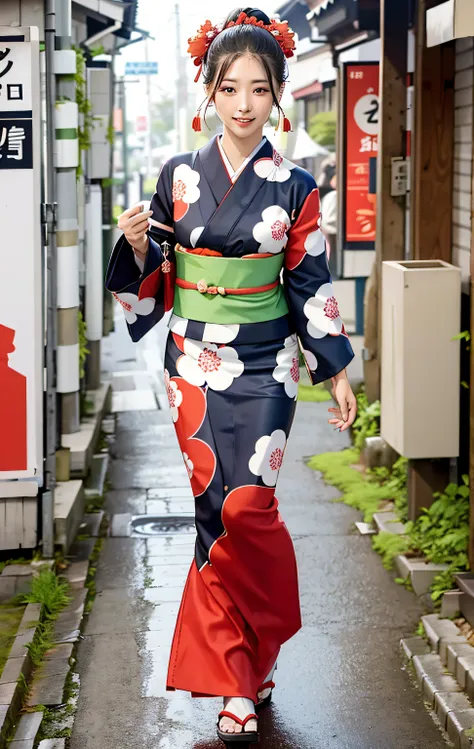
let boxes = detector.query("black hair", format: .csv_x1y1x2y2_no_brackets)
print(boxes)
202,7,288,123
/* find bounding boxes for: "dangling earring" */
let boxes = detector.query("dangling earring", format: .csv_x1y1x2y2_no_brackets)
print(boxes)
276,109,292,133
192,107,202,132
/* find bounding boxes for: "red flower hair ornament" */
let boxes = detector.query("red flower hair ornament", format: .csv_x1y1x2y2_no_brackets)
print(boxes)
188,11,296,83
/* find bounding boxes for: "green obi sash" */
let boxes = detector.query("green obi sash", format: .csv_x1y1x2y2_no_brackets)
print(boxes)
173,249,289,324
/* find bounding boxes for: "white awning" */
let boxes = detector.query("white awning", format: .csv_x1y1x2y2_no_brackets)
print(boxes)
264,125,329,161
287,47,336,94
427,0,474,47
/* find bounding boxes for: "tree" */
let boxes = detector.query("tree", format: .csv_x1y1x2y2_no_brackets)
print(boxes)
308,111,337,148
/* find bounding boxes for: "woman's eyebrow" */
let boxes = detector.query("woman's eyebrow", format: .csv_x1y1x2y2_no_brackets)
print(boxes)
221,78,269,84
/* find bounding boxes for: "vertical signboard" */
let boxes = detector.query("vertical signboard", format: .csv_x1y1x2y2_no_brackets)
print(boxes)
0,28,43,481
341,62,380,250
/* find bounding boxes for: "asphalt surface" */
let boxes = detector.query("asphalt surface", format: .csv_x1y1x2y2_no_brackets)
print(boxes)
70,315,450,749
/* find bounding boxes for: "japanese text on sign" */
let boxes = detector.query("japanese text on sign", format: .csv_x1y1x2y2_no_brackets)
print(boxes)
0,47,24,102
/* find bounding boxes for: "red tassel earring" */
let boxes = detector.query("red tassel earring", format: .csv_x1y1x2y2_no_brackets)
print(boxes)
192,110,202,132
283,115,292,133
276,109,292,133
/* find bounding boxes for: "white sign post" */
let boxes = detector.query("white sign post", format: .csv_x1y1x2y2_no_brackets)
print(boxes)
0,27,43,482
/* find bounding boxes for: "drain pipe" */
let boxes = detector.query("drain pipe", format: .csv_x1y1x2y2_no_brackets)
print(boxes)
43,0,58,559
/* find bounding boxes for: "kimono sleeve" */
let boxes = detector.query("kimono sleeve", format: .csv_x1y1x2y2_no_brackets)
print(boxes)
283,177,354,385
105,160,176,342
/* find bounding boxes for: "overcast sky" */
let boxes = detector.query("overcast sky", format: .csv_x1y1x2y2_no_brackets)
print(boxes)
117,0,280,114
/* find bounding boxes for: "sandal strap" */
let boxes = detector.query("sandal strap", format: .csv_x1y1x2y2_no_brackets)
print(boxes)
258,680,275,692
219,710,258,728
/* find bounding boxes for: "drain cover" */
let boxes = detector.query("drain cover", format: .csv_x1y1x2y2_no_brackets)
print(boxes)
130,514,195,536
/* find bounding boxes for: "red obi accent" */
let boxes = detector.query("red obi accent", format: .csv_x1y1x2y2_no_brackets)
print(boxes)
175,277,279,296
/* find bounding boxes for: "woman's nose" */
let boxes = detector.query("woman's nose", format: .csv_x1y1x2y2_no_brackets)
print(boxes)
238,97,251,113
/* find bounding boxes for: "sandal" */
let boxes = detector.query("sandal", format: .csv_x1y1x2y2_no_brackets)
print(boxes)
255,661,277,711
217,698,259,745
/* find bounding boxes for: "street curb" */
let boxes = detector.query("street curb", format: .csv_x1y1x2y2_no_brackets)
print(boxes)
401,615,474,745
0,603,43,748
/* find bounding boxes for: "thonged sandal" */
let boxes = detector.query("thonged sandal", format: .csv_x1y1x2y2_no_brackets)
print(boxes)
256,661,277,711
217,701,259,745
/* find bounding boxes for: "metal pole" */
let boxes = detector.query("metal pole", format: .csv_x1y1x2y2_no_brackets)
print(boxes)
121,78,130,207
145,38,153,178
174,2,181,152
43,0,58,559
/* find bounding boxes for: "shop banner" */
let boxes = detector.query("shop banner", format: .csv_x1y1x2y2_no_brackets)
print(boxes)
341,62,379,249
0,28,43,481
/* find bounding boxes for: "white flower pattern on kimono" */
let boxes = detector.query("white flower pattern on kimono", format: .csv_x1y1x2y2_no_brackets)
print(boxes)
304,227,326,257
190,226,205,247
252,205,291,254
202,323,240,344
164,369,183,423
113,292,155,325
303,282,343,339
254,150,294,183
172,164,201,221
177,339,244,391
301,348,318,372
169,313,188,337
182,451,194,480
272,334,300,398
249,429,287,487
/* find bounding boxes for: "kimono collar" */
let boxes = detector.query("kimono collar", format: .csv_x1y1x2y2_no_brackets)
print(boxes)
217,135,266,183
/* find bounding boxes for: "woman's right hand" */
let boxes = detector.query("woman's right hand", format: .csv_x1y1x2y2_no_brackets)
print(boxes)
117,204,153,259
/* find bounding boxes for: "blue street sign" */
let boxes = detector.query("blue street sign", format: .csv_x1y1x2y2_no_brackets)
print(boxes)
124,61,158,76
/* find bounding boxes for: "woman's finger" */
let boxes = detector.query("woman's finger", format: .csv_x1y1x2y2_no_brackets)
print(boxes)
128,210,153,227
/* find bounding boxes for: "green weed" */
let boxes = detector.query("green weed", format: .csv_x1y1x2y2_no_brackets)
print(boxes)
297,383,332,403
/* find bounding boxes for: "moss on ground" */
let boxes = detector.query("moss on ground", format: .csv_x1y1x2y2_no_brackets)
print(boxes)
307,448,396,523
298,383,332,403
0,602,25,674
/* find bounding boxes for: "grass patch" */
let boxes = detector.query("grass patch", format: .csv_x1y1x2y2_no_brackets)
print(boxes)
0,602,25,674
18,570,71,667
372,531,412,570
298,383,332,403
84,537,105,615
307,448,395,522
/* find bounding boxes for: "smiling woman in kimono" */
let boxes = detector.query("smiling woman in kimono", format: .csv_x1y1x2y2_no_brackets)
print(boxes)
107,6,357,744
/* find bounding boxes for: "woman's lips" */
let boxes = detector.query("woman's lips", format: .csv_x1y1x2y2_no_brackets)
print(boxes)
233,117,255,127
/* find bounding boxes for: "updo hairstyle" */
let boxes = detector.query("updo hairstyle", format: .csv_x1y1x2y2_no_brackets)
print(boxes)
202,7,288,122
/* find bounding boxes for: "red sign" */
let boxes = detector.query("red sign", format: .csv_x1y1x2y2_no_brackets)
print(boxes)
136,115,148,132
343,63,379,246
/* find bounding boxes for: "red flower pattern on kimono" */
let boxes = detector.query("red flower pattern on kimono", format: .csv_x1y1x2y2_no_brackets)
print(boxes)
169,376,216,497
285,189,323,271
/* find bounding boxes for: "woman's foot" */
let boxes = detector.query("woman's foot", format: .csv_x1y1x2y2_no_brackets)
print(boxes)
219,697,258,735
256,661,277,706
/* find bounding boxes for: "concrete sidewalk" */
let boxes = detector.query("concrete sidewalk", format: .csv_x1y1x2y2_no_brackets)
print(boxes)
70,313,448,749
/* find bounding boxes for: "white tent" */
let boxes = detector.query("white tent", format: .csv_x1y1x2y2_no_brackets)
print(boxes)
263,125,329,162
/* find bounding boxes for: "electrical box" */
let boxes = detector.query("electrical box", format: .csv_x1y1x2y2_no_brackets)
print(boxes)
87,66,112,180
381,260,461,459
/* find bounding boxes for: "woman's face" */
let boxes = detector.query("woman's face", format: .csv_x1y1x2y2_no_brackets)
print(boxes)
211,53,275,140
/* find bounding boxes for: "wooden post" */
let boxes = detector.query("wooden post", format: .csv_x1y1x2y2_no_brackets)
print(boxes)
408,0,455,520
363,0,409,403
470,108,474,568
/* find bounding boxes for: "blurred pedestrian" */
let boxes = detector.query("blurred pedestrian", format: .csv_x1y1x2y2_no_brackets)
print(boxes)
108,6,357,744
320,172,338,277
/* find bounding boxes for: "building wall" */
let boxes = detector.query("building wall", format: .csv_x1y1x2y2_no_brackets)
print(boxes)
453,36,473,296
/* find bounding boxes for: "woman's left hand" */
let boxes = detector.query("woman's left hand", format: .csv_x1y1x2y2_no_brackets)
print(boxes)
328,377,357,432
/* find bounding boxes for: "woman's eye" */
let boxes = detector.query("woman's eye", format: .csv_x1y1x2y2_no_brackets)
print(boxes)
255,88,269,94
220,87,235,94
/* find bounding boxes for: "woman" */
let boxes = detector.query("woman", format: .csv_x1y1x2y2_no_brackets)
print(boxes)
107,7,357,744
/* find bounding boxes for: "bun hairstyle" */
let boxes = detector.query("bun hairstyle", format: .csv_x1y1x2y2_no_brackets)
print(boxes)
202,7,289,123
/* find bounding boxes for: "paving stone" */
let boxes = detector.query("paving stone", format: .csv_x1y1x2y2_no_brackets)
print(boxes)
1,565,33,578
447,643,474,676
373,511,407,535
66,537,96,563
441,636,469,666
435,692,472,729
464,669,474,703
447,708,474,748
36,644,74,678
423,614,462,653
11,741,35,749
38,740,66,749
457,656,474,690
400,636,430,662
63,561,89,589
110,513,132,537
0,656,27,685
442,589,463,618
27,673,66,707
10,631,35,659
0,682,16,705
84,455,108,498
0,576,16,601
54,590,86,644
413,654,462,707
82,511,104,537
17,604,41,635
13,710,43,741
0,704,8,733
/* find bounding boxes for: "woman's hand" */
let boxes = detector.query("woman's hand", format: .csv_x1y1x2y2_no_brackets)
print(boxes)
117,204,153,259
328,371,357,432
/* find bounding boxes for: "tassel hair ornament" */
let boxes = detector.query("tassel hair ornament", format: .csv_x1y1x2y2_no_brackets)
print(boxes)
276,110,292,133
192,110,202,132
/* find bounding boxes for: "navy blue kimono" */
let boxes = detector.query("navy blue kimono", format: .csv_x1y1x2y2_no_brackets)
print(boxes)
106,135,354,702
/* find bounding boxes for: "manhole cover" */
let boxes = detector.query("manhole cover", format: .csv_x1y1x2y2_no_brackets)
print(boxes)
130,514,195,536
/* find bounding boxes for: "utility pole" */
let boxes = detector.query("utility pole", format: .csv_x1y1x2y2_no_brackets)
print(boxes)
174,2,182,152
43,0,58,558
119,78,130,208
145,38,153,178
55,0,80,435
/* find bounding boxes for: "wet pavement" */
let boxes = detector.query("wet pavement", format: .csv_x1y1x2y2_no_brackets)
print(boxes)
70,313,450,749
